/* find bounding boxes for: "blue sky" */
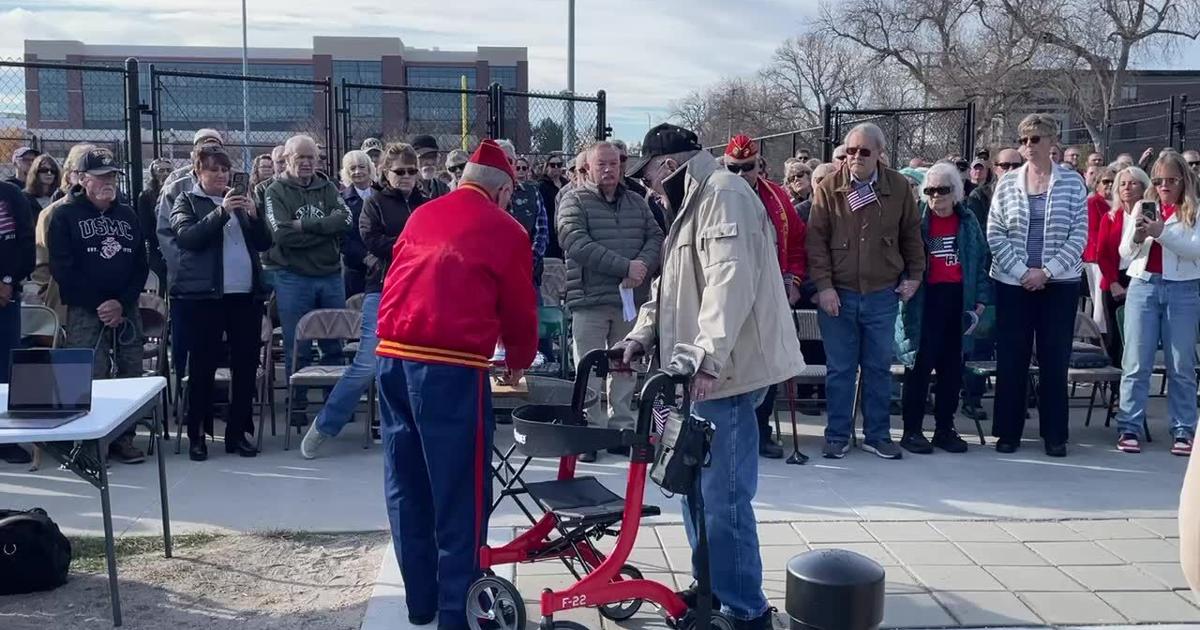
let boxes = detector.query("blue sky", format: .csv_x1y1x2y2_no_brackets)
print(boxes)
0,0,814,143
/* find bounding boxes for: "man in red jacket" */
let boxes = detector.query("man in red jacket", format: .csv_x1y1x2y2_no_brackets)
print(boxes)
724,134,807,459
375,139,538,630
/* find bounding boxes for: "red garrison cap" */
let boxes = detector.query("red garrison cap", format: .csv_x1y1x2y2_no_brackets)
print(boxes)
470,138,517,184
724,134,758,160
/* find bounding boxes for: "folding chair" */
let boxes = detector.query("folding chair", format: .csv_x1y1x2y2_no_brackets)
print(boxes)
1070,313,1126,432
283,308,373,451
142,270,163,298
345,293,366,312
20,303,61,348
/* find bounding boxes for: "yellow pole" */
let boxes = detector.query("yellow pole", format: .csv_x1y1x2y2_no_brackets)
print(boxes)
461,75,468,150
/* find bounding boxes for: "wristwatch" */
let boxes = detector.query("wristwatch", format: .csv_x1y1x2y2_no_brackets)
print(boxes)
2,276,12,285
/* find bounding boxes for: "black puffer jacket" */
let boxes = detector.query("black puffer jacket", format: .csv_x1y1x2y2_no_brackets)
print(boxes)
170,187,273,300
360,184,428,294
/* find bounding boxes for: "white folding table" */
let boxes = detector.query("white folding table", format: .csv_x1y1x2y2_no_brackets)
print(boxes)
0,377,171,627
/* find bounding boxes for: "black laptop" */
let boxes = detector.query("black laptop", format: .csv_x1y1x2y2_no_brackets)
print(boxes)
0,349,95,429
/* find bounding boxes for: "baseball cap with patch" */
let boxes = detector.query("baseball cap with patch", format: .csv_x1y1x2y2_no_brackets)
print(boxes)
82,148,121,176
627,123,702,178
361,137,384,153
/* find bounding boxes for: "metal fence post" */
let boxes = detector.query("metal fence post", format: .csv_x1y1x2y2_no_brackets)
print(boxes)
1169,95,1178,150
494,83,505,140
596,90,610,140
964,100,977,159
124,58,144,203
486,83,500,140
1180,95,1189,151
821,104,834,162
148,64,161,159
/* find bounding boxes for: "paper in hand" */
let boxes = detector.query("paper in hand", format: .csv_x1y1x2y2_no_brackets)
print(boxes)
620,284,637,322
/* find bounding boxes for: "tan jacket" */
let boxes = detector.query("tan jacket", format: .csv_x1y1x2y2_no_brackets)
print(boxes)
806,164,925,294
1180,447,1200,597
626,153,804,399
29,192,69,319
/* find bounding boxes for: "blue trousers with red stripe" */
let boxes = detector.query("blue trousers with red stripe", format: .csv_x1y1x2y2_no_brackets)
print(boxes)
378,357,493,630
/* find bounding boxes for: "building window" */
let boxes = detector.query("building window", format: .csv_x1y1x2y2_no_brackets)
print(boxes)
83,72,125,125
1121,84,1138,102
405,66,478,134
150,61,315,132
491,66,518,90
38,69,68,121
336,61,383,140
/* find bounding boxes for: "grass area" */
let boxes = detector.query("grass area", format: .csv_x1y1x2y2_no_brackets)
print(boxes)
68,532,222,573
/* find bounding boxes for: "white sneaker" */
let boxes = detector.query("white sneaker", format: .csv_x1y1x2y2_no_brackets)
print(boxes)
300,423,327,460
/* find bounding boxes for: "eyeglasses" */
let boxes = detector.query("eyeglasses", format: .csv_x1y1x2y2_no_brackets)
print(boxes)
547,161,563,168
726,162,756,174
786,173,810,182
1190,161,1200,168
845,146,872,157
1099,179,1114,186
995,161,1023,171
1152,177,1181,187
390,167,419,177
923,186,953,197
448,165,464,174
1018,136,1041,146
36,168,55,174
516,165,529,172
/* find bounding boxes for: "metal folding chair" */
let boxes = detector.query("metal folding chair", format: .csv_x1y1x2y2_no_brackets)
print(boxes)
283,308,373,451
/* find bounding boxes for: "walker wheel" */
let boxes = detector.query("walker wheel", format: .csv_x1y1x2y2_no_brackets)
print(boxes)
466,575,526,630
679,610,736,630
598,564,645,621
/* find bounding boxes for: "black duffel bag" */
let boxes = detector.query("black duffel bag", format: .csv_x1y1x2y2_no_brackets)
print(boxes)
0,508,72,594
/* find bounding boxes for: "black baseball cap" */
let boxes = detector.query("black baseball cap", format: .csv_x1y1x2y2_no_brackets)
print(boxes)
81,148,121,176
627,123,702,178
411,134,439,156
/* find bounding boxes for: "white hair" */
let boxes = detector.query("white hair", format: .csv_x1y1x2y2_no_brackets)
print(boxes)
461,163,512,194
812,162,837,182
340,150,376,188
844,123,888,153
1110,166,1151,210
284,134,318,157
922,162,965,204
495,139,517,160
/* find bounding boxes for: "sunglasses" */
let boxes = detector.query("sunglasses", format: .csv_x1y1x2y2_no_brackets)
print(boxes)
448,165,464,174
36,168,56,174
390,167,419,177
726,162,756,174
786,173,810,182
1099,179,1114,186
547,162,563,168
923,186,953,197
1152,177,1181,187
996,161,1023,170
516,165,529,171
1018,136,1041,146
845,146,872,157
1190,161,1200,168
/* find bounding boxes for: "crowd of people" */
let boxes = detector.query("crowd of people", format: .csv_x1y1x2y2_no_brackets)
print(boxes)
2,111,1200,629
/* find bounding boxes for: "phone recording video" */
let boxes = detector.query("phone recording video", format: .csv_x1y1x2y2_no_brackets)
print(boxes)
230,171,249,197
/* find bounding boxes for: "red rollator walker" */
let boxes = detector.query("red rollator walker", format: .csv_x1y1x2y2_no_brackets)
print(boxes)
467,348,730,630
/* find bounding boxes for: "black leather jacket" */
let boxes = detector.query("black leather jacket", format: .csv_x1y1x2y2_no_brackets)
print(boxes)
170,188,273,300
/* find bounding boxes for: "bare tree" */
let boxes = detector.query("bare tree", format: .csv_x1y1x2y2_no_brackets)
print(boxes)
998,0,1200,156
760,29,860,126
820,0,1046,145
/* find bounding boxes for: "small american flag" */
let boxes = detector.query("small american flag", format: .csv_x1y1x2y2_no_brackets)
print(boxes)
0,201,14,235
652,403,671,435
847,181,877,212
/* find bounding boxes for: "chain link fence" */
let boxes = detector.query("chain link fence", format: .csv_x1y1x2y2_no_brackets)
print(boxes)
1105,98,1183,159
828,105,975,166
0,58,133,187
339,81,492,166
150,66,335,175
502,90,604,164
703,126,823,179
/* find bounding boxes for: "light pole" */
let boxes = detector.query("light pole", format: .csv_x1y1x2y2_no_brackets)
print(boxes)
241,0,251,170
565,0,576,155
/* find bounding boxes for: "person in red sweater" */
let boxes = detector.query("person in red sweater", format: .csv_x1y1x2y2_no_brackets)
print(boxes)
723,134,808,459
374,139,537,630
1084,170,1115,334
1096,166,1150,366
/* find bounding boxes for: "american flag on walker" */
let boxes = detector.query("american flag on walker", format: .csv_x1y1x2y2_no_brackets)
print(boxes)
847,180,877,212
652,402,671,435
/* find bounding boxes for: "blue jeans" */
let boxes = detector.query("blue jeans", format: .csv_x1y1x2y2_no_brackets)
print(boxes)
274,270,346,410
379,357,492,630
315,292,380,437
1117,275,1200,439
681,387,769,622
818,288,899,443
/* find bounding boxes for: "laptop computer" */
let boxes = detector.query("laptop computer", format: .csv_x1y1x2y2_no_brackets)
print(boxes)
0,348,95,430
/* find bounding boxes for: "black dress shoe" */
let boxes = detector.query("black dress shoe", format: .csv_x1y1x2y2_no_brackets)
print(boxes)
189,440,208,461
225,437,258,457
1044,442,1067,458
995,440,1019,454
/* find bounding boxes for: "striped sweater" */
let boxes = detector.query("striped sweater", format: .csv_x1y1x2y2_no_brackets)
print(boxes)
986,163,1088,286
